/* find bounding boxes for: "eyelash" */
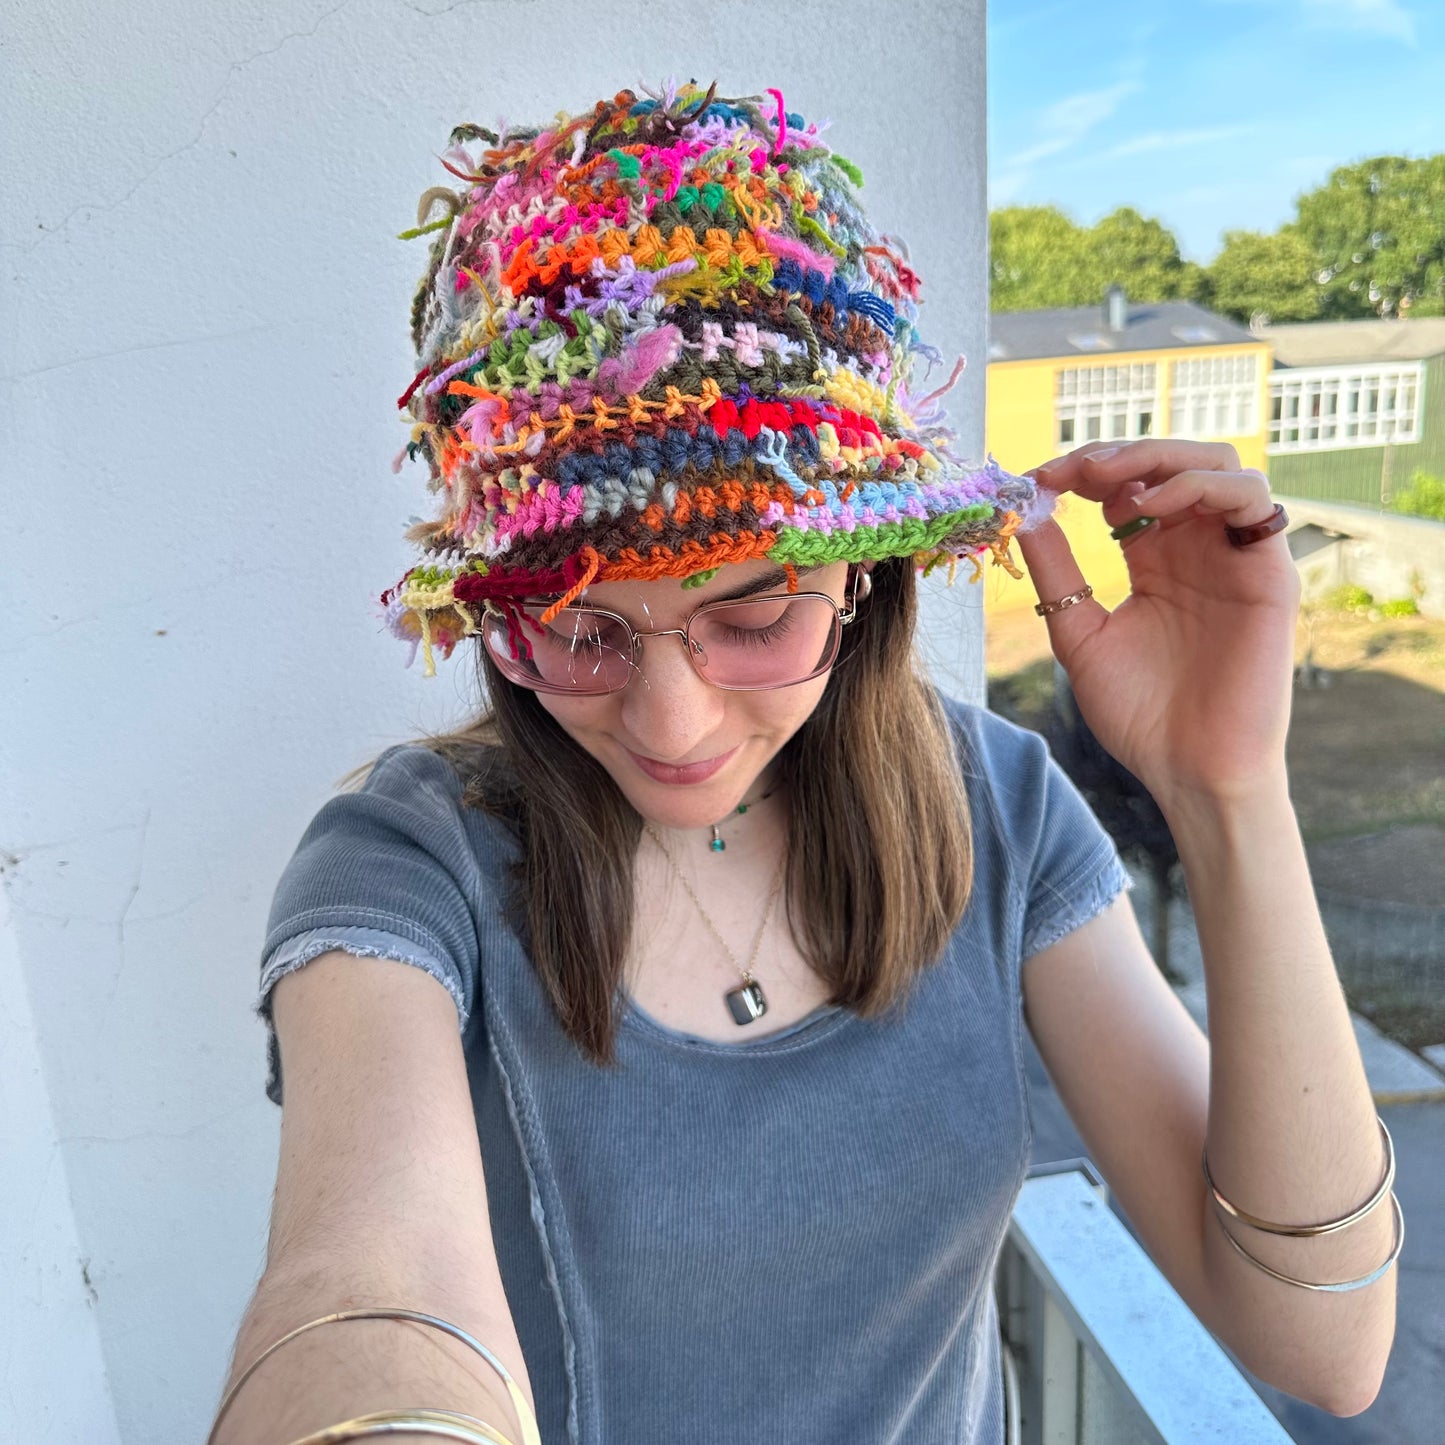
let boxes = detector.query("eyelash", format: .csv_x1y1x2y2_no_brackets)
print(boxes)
714,614,795,647
539,602,796,650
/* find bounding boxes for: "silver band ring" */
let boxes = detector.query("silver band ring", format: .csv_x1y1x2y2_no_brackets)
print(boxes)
1035,584,1093,617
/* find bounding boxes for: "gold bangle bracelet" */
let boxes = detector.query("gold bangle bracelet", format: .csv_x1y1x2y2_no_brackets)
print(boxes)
208,1308,541,1445
1212,1190,1405,1293
1201,1117,1395,1237
285,1407,517,1443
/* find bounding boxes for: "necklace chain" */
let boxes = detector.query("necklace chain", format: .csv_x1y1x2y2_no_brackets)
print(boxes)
642,823,786,984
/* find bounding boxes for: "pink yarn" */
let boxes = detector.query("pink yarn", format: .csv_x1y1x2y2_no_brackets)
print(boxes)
767,89,788,157
759,229,835,280
596,325,684,398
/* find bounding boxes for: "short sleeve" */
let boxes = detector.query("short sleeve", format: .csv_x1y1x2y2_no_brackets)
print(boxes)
254,744,483,1106
939,693,1133,967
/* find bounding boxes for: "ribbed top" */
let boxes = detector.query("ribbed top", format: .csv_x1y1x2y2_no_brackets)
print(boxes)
256,695,1130,1443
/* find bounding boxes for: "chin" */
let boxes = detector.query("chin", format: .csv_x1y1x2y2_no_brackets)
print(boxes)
612,748,764,828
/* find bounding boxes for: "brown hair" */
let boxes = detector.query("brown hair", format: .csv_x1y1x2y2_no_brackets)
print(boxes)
350,556,974,1065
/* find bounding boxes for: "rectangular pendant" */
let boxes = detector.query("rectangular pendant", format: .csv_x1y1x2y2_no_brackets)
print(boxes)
726,979,768,1025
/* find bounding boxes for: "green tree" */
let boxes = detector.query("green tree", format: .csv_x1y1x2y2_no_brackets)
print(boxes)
1088,207,1189,302
989,204,1194,311
1207,227,1323,325
989,205,1098,311
1178,259,1214,306
1293,155,1445,318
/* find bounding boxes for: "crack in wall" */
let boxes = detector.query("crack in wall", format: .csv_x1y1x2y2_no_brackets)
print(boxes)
7,0,357,255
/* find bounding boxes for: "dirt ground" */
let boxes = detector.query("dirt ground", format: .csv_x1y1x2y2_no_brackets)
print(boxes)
985,604,1445,1050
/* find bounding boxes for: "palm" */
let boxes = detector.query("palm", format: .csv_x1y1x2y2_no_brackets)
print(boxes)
1016,442,1300,803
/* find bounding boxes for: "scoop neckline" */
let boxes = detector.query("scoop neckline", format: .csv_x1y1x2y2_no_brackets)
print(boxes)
618,991,850,1053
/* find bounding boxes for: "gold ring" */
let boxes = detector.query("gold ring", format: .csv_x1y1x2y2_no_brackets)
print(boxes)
1034,584,1094,617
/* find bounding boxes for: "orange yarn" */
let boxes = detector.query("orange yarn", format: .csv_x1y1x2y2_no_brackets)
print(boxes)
500,224,771,294
538,546,603,625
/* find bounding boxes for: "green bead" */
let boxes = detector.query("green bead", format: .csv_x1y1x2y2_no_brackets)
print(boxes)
737,804,748,814
710,837,725,852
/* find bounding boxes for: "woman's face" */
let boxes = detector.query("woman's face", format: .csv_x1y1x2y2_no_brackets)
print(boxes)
530,559,853,829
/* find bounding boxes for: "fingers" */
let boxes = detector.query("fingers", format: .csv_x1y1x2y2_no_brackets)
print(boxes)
1013,516,1108,661
1030,438,1243,504
1127,466,1275,530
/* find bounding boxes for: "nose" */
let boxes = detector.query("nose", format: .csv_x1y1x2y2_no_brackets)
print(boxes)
618,628,726,762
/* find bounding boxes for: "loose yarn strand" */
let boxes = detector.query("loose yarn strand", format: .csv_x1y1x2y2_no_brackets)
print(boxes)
381,82,1044,669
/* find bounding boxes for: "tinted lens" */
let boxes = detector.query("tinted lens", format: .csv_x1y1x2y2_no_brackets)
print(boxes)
690,595,841,689
483,605,634,694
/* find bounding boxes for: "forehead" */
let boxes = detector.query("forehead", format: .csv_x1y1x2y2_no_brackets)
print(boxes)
577,560,820,618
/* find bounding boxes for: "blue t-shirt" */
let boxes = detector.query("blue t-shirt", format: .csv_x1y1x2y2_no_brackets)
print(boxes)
255,692,1130,1444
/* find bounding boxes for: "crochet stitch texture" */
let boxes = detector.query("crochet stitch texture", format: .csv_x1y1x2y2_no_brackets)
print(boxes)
382,82,1050,675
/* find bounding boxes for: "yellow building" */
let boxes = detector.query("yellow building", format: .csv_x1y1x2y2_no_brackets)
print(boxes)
984,287,1273,619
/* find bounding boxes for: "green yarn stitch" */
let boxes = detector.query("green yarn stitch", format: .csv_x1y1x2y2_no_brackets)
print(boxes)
397,217,452,240
680,568,720,589
607,148,642,178
767,510,997,568
829,153,866,188
793,206,847,259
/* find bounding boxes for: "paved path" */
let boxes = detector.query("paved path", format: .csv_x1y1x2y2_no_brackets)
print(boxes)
1023,873,1445,1443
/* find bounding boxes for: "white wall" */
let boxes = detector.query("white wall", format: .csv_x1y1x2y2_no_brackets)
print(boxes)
1282,496,1445,619
0,3,990,1437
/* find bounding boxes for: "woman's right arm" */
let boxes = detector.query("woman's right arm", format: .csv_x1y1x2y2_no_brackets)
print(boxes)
211,950,536,1445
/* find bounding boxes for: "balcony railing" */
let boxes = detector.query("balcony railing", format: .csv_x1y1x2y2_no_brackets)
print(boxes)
998,1164,1294,1444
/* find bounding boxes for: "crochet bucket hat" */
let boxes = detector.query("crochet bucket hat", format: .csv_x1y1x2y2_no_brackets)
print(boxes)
381,82,1051,675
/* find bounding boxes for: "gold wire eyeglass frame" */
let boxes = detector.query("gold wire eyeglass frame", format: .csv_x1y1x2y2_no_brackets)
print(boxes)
481,564,866,695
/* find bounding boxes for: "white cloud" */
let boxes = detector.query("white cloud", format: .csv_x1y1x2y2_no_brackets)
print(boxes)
992,80,1143,201
1304,0,1416,42
1034,81,1146,144
1092,123,1255,161
1205,0,1417,44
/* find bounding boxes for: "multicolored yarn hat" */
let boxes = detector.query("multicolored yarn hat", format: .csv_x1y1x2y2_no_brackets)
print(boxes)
381,82,1051,675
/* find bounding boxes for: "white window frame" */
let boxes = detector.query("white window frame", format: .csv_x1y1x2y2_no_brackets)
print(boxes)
1169,353,1258,439
1055,363,1158,448
1267,363,1423,454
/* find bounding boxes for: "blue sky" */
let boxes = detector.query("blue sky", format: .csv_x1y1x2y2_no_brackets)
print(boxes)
989,0,1444,263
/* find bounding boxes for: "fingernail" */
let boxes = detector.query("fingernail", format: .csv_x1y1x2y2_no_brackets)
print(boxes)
1086,446,1120,462
1134,484,1163,505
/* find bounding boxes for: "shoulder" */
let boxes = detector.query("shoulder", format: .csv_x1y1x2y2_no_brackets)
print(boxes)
350,741,469,802
281,741,516,894
931,689,1053,806
930,689,1117,895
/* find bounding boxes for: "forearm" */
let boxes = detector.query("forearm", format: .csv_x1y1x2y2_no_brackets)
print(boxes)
212,1256,533,1445
1161,777,1396,1415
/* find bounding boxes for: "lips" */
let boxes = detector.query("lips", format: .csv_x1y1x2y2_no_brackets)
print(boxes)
625,744,739,785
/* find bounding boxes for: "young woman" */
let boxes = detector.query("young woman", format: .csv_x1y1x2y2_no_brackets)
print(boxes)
210,85,1399,1445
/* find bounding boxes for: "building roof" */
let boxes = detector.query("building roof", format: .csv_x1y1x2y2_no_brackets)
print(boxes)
1255,318,1445,366
987,300,1258,363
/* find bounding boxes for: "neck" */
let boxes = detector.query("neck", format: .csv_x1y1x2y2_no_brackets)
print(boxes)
645,777,789,862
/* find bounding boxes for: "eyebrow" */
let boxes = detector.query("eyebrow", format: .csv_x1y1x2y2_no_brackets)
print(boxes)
544,564,822,611
706,565,820,603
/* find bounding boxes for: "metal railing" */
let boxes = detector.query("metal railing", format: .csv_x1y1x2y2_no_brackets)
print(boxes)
998,1165,1294,1445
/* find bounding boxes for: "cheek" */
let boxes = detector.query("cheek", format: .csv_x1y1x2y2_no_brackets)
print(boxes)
743,674,831,740
533,675,831,760
532,691,617,756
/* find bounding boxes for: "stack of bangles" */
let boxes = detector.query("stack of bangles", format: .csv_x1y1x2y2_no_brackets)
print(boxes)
206,1308,543,1444
1202,1115,1404,1292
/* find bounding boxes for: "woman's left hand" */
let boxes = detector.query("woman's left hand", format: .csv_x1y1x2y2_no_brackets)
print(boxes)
1013,438,1300,808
